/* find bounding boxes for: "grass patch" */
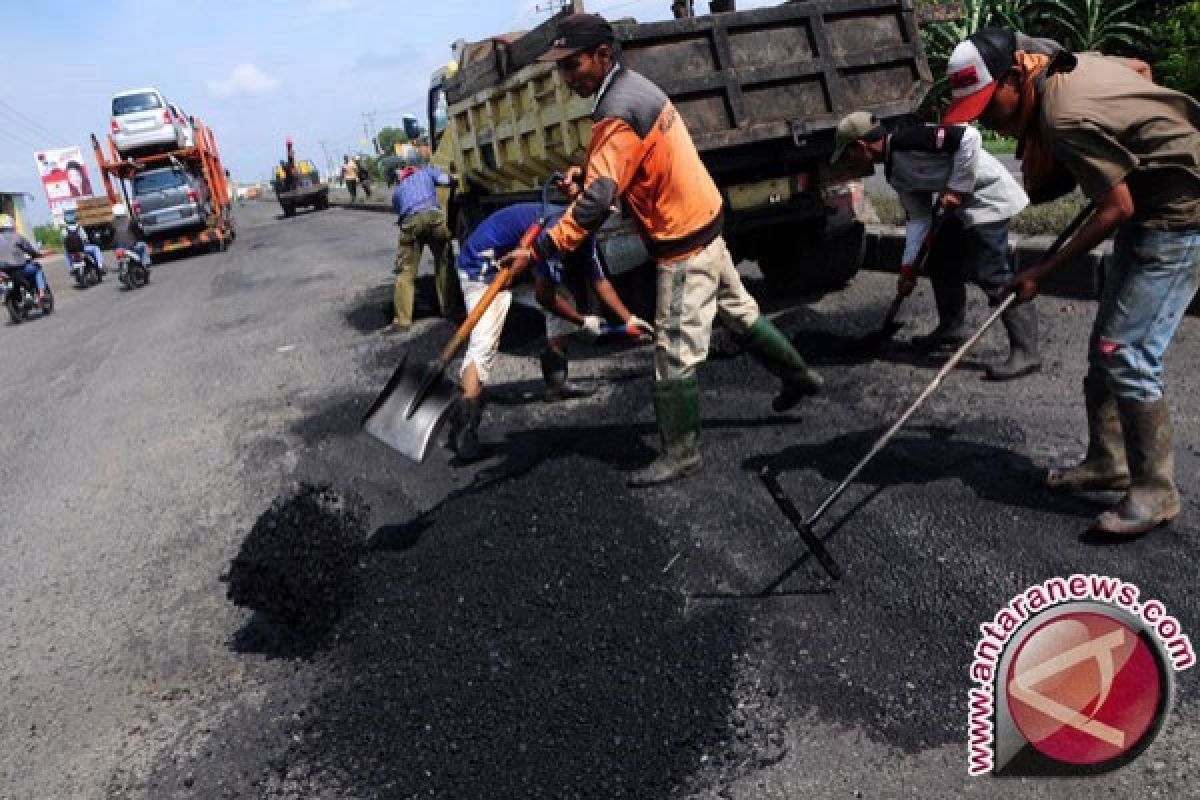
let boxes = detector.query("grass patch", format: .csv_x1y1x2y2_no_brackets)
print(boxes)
982,132,1017,155
866,190,1090,237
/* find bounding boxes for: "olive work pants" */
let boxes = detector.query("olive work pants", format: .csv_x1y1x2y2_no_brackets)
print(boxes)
392,208,462,326
654,235,761,380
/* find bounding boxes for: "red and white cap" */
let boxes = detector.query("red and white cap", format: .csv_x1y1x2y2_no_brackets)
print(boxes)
942,28,1017,124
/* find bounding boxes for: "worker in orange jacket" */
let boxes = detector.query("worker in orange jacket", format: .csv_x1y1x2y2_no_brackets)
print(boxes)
500,13,822,487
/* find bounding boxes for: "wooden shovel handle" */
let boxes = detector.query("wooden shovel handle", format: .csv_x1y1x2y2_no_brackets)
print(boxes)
435,221,544,366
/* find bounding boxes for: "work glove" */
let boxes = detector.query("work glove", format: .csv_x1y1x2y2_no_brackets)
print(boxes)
896,263,917,298
620,315,653,341
579,314,606,338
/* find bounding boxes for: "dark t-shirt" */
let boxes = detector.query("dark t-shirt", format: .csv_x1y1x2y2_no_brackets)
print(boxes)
1040,53,1200,229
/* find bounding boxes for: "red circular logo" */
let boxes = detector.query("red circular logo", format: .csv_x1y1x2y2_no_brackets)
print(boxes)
1005,612,1165,766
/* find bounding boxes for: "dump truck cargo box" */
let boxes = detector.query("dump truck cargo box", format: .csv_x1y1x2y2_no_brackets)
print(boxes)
446,0,931,185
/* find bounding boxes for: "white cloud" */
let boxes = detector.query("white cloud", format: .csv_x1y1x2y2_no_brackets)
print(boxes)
206,64,281,99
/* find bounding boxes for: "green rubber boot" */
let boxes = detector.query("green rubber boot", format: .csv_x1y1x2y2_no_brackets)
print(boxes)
741,316,823,412
628,376,703,488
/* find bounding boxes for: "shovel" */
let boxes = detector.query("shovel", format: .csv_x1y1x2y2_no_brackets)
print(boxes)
363,177,562,462
764,202,1096,580
845,202,948,356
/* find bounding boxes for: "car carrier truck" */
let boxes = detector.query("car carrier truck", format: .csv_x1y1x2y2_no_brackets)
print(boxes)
427,0,936,292
91,117,235,258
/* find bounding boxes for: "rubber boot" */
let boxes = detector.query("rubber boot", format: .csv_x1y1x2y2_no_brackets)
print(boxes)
1045,373,1131,491
985,301,1042,381
453,396,485,462
912,278,968,351
740,317,823,412
540,347,595,402
627,376,703,488
1094,398,1181,535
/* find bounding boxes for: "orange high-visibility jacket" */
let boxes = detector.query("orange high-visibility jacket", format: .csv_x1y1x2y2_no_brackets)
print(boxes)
538,66,724,263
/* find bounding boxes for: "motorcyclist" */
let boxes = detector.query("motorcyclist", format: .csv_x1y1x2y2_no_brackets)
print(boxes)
62,209,106,279
0,213,48,301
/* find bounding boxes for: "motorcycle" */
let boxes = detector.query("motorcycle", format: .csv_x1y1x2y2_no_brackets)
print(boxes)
68,250,104,288
116,246,150,290
0,264,54,324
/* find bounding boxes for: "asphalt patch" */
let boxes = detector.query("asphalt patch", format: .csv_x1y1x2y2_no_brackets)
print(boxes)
251,453,795,798
224,483,369,638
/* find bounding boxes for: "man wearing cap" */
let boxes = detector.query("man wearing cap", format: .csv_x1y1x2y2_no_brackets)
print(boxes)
831,110,1035,378
498,12,823,487
943,27,1200,535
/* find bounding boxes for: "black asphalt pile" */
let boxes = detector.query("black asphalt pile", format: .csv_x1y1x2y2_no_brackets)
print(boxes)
224,484,370,633
260,453,788,799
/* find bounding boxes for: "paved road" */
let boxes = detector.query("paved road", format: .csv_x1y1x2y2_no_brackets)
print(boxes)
1,202,1197,798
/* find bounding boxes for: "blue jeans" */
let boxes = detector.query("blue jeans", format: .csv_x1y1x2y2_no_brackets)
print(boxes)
85,244,104,270
1089,225,1200,401
20,262,46,291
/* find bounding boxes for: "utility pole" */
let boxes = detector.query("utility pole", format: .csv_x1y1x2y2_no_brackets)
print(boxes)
317,139,335,178
362,112,379,155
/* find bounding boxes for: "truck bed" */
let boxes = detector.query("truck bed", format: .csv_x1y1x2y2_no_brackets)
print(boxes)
447,0,930,168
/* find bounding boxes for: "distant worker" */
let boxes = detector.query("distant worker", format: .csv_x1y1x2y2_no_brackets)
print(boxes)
943,28,1200,535
0,214,49,302
830,111,1037,380
388,160,463,331
62,209,107,279
342,156,359,202
450,202,652,461
499,13,822,487
356,157,373,200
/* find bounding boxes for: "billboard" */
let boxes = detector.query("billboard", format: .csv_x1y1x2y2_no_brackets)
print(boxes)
34,146,95,222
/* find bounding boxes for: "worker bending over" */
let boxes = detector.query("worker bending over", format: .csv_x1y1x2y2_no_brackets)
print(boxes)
451,201,651,461
831,111,1037,380
500,13,822,487
944,28,1200,534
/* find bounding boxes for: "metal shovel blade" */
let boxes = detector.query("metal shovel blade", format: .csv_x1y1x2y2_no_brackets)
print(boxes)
361,355,459,463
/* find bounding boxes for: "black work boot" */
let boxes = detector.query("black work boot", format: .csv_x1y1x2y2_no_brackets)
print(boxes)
986,300,1042,381
453,396,485,462
1094,398,1181,535
540,347,595,402
627,376,703,488
1045,373,1131,491
912,278,969,351
740,317,823,412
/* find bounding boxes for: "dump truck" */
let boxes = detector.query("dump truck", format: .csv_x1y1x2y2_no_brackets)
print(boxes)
91,117,235,257
272,138,329,216
427,0,936,292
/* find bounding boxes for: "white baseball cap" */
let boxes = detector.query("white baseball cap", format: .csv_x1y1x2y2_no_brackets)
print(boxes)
942,28,1017,124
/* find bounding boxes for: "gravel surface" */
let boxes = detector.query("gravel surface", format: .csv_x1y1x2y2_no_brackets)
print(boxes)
1,201,1197,799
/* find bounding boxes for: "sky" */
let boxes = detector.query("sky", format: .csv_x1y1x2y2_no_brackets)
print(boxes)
0,0,778,227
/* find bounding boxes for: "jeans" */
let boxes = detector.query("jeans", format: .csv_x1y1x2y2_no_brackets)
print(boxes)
20,262,46,291
927,216,1014,303
86,244,104,271
1089,224,1200,401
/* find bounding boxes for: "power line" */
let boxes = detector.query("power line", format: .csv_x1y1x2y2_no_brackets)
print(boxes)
0,124,40,150
0,99,61,142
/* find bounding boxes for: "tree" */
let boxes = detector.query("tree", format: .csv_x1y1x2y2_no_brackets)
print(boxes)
1033,0,1151,53
1149,1,1200,95
376,126,410,157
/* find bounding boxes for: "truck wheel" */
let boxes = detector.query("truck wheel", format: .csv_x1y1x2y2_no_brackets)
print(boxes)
757,220,865,295
282,202,295,218
315,194,329,210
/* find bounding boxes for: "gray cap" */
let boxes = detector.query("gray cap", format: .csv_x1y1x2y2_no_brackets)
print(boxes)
830,111,883,165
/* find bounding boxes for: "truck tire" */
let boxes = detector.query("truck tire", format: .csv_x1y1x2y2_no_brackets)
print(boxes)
757,220,865,295
315,193,329,211
282,202,296,218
